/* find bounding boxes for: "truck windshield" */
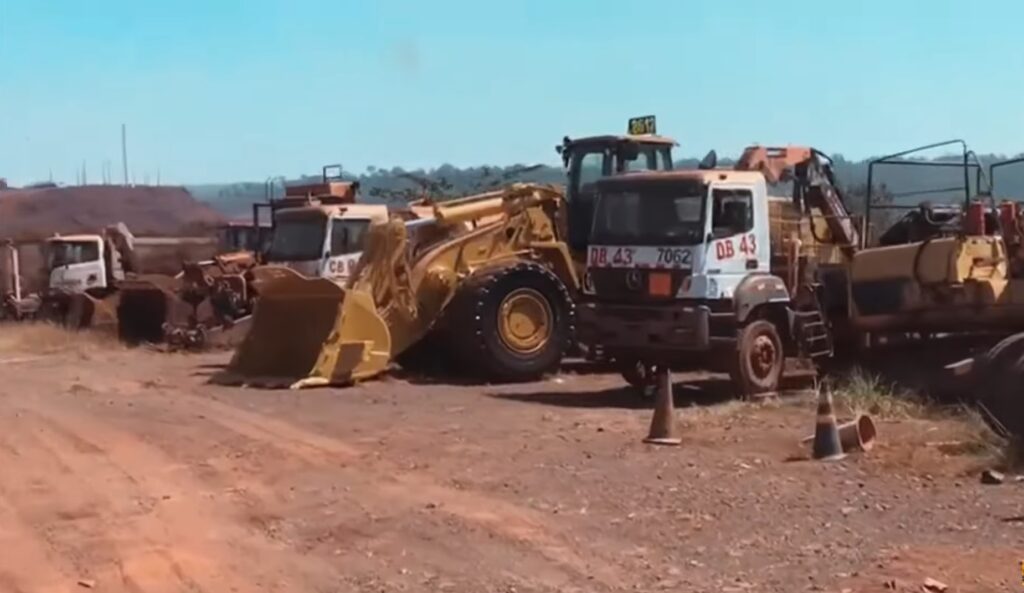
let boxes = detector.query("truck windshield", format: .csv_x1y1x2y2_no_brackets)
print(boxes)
591,183,706,246
47,240,100,268
266,214,327,261
330,219,370,255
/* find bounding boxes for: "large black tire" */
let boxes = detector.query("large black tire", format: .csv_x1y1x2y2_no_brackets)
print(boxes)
729,319,784,399
973,333,1024,437
450,261,574,383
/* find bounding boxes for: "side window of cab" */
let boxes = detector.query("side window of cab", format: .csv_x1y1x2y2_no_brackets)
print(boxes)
710,189,754,238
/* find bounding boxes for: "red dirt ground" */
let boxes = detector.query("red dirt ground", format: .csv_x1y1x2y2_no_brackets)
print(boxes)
0,334,1020,592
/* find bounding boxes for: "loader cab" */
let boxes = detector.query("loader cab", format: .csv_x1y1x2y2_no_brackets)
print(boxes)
45,234,110,294
557,117,677,255
586,170,770,303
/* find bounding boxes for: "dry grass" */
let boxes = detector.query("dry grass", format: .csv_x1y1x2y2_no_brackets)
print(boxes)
0,322,123,360
824,367,1024,469
824,367,925,419
955,404,1024,470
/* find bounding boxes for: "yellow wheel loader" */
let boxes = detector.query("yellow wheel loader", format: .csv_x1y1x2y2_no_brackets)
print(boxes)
211,183,582,389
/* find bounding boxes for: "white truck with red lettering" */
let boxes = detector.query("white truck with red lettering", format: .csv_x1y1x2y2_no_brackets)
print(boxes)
266,203,384,282
577,146,857,398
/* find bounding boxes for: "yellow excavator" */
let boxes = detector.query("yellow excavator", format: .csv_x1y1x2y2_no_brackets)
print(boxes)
212,183,580,388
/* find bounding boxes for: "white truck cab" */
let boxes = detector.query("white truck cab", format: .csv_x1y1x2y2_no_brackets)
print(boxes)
265,204,387,282
263,172,438,284
46,234,116,294
583,169,772,303
578,168,812,398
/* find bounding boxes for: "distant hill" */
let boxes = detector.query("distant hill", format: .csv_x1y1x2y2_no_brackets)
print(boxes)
188,152,1024,220
0,185,226,240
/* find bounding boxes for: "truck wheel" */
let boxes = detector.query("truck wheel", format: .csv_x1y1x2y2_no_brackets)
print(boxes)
730,319,783,399
455,262,574,382
619,359,656,398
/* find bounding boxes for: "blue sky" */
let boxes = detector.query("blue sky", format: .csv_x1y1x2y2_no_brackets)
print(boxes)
2,0,1023,185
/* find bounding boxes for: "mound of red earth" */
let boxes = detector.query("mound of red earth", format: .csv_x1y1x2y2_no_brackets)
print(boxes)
0,185,226,240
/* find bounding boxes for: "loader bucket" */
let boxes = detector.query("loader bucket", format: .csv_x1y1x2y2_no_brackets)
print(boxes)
116,275,191,344
211,266,392,389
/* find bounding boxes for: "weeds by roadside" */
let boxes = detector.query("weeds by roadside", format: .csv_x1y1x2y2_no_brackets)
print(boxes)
0,322,122,359
956,404,1024,471
823,366,1024,470
824,367,925,419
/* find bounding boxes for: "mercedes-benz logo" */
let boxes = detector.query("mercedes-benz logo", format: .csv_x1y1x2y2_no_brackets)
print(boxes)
625,270,641,290
582,271,595,294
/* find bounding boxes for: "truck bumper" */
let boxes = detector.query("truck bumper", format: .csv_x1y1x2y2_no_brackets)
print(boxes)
577,302,712,355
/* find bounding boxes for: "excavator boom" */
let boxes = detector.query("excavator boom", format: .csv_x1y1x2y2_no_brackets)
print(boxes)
737,145,860,255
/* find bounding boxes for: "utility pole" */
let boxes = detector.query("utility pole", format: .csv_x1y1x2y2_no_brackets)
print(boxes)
81,160,87,185
121,123,129,186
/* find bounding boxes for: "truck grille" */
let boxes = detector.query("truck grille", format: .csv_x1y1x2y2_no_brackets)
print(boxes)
589,268,691,302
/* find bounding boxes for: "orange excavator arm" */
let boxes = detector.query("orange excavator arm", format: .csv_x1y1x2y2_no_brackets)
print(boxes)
736,145,860,256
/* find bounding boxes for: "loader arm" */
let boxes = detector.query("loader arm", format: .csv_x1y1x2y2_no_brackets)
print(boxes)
348,182,574,359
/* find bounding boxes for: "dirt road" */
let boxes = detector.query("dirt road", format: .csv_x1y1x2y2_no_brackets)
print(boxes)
0,335,1020,592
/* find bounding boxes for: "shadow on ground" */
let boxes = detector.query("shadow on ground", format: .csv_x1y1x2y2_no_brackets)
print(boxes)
488,377,742,410
826,335,992,402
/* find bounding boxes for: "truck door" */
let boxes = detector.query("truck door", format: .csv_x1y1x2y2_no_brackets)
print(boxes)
704,185,766,297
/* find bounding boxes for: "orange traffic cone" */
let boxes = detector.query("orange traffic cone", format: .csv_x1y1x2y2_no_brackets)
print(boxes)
801,413,878,454
811,388,845,461
643,365,681,446
838,414,877,453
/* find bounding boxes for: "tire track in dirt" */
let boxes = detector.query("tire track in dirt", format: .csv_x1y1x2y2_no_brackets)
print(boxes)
0,414,115,592
0,488,74,593
180,391,628,590
0,400,338,593
9,353,629,589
